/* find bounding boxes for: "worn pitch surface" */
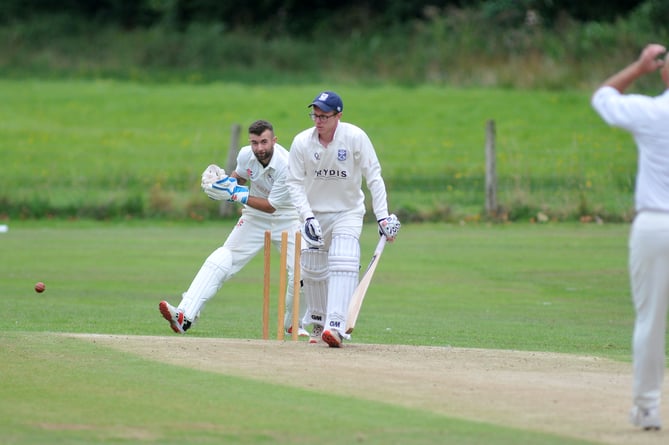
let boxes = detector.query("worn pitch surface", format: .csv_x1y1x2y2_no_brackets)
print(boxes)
68,334,667,445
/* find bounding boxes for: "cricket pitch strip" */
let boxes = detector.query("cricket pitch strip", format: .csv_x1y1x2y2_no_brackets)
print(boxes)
68,334,667,445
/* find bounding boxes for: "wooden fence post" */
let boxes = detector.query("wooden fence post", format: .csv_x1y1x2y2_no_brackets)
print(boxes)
219,123,241,217
485,119,498,217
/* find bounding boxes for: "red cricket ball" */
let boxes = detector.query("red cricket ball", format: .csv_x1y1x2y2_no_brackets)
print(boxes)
34,282,46,293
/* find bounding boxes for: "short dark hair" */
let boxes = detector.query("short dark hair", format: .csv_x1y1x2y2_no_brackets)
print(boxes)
249,120,273,136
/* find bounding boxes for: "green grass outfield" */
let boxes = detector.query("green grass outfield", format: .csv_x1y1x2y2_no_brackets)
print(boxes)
1,220,640,444
1,79,641,220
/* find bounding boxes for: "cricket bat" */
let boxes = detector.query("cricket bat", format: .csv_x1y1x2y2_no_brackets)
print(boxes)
345,235,387,334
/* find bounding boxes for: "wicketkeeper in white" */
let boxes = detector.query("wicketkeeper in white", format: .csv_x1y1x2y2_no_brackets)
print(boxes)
286,91,400,347
592,43,669,431
159,119,306,335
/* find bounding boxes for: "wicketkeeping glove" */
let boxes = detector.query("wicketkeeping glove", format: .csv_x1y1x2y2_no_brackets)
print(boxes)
203,181,231,201
302,216,324,248
201,164,226,187
210,176,249,204
378,214,401,242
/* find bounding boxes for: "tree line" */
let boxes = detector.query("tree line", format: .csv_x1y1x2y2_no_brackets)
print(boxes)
1,0,664,35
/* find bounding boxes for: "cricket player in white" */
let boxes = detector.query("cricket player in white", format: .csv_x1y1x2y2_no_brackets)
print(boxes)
287,91,400,347
592,43,669,431
159,120,306,335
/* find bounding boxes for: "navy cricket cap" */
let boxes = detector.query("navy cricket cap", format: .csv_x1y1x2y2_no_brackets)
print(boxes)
308,91,343,113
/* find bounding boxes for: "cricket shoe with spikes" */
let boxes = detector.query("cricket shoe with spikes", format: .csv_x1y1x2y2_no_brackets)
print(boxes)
321,329,343,348
309,325,323,344
629,406,661,431
159,300,191,334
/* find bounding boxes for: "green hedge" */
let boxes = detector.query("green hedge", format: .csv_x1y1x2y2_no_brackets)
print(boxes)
1,3,668,89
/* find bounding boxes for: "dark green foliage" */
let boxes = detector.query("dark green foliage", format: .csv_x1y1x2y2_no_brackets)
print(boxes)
531,0,644,24
0,0,657,33
1,1,667,88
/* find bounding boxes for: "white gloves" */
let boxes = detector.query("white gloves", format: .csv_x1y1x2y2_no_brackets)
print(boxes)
201,164,226,187
378,214,401,242
302,217,324,248
204,176,249,204
200,164,249,204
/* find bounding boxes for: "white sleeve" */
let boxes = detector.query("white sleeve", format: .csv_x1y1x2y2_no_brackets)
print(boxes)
358,132,389,221
267,164,292,211
591,86,655,132
287,136,314,221
234,146,252,180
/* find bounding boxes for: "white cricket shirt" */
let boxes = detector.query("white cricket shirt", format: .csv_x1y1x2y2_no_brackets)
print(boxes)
286,122,389,221
592,86,669,212
234,144,297,219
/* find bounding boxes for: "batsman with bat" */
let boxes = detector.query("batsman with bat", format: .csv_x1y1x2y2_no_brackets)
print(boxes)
159,120,306,335
286,90,400,347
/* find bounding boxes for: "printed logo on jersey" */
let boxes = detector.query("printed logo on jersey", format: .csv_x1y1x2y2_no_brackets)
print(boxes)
337,149,347,161
246,168,254,179
315,169,347,179
314,152,321,161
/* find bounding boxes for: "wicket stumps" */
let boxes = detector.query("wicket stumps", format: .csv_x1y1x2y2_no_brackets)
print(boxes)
263,230,301,341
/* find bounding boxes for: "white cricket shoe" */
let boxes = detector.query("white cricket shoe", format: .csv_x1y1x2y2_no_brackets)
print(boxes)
629,406,661,430
321,329,343,348
158,300,190,334
309,325,323,344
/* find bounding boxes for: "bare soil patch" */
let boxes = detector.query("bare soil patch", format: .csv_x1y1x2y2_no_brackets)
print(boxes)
67,334,668,445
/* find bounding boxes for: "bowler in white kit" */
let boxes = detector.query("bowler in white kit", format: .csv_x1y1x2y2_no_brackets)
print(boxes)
592,43,669,431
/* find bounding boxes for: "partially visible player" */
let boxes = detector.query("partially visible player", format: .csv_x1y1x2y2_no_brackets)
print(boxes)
159,119,307,336
286,90,400,347
592,43,669,431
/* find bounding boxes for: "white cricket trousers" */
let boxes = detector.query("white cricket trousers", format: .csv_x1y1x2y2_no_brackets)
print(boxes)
629,211,669,410
224,211,301,277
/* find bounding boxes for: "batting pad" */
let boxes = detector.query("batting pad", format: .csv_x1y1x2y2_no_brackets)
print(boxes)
301,248,328,327
179,246,232,322
326,235,360,335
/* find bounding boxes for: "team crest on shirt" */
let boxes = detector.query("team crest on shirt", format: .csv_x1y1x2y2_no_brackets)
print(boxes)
314,152,321,160
246,168,254,179
337,149,347,161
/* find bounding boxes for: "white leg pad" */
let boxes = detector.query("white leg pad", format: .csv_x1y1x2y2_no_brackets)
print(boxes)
178,247,232,322
325,235,360,336
300,248,328,327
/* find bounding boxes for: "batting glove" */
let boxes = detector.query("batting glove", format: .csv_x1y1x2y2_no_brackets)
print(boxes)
378,214,401,242
302,217,324,248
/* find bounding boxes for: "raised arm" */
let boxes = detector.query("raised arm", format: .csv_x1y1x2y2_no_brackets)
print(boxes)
600,44,666,93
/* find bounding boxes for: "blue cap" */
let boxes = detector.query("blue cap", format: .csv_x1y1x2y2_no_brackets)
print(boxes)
308,91,343,113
